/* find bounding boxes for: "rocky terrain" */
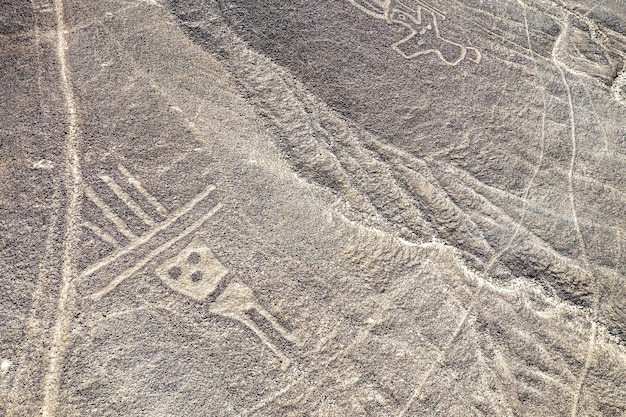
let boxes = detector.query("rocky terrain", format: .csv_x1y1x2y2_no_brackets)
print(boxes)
1,0,625,416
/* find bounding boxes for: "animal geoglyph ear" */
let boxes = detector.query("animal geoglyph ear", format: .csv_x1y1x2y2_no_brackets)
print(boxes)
348,0,392,20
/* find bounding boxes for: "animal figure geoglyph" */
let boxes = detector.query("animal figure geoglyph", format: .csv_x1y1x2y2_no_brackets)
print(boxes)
349,0,481,65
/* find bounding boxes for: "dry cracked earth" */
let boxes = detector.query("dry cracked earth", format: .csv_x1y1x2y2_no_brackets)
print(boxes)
1,0,626,416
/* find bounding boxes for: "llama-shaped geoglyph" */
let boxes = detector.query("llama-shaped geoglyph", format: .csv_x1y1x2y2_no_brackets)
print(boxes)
82,165,299,369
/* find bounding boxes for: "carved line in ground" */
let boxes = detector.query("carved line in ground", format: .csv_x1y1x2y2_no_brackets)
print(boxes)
567,43,614,78
241,379,300,416
49,3,304,410
243,314,407,415
117,164,169,217
155,241,228,301
126,258,299,376
263,61,444,243
93,262,299,378
480,284,583,392
578,82,611,154
228,61,394,235
387,156,496,262
553,20,599,417
356,137,496,257
528,0,626,66
432,159,600,292
332,131,435,240
397,308,470,417
446,0,536,28
334,210,450,340
617,230,623,266
439,143,626,211
81,220,121,248
154,250,300,368
99,174,156,226
484,0,548,274
444,0,557,56
430,142,626,260
6,1,55,412
550,0,609,45
41,0,85,415
6,181,61,415
333,212,461,354
494,63,568,105
84,186,136,240
81,185,215,286
304,213,460,404
560,39,619,82
30,1,51,120
403,0,447,19
554,24,590,280
551,53,605,82
452,0,564,45
94,300,299,387
491,348,524,414
81,183,215,279
305,326,386,406
388,10,481,65
348,0,446,21
475,349,517,416
244,54,596,412
208,280,295,369
508,324,581,383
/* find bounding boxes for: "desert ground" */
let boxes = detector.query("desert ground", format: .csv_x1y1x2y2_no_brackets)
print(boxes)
1,0,625,415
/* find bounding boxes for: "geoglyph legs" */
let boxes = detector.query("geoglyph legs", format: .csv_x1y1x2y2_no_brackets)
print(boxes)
209,280,298,369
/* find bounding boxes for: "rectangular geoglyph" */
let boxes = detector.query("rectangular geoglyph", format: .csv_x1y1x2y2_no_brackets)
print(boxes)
155,242,229,301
